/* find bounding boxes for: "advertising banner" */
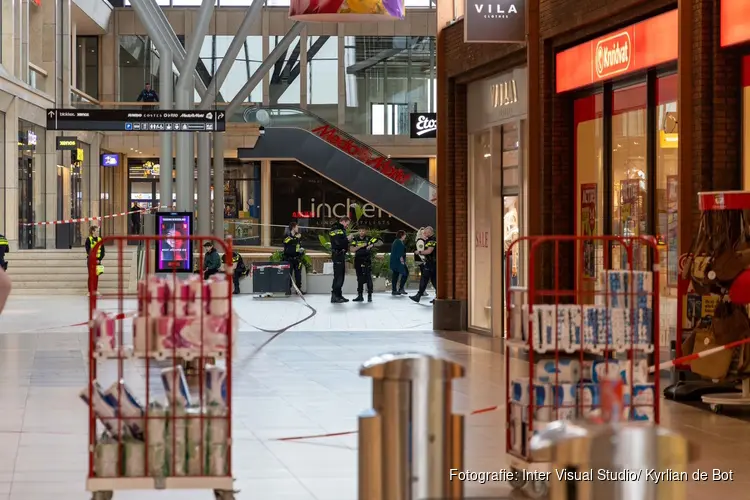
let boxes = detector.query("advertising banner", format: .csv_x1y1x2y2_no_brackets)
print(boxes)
667,175,679,287
619,179,641,268
289,0,404,22
156,212,193,273
56,136,78,151
409,113,437,139
465,0,526,43
580,183,597,280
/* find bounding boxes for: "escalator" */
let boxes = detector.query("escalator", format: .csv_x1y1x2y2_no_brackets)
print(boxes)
236,106,436,229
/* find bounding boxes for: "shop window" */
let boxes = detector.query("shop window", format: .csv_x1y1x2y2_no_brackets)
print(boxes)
269,35,302,106
611,83,648,270
574,93,604,288
469,131,492,330
224,163,261,246
75,36,100,99
17,120,45,249
307,36,339,125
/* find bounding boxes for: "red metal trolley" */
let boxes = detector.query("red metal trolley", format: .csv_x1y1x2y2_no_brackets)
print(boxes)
504,235,660,498
84,235,236,500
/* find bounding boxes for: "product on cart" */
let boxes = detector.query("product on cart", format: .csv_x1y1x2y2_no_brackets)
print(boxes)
161,365,192,407
186,406,205,475
94,433,120,478
205,365,228,406
102,380,145,440
146,402,169,477
93,312,116,354
166,405,188,476
122,437,146,477
206,403,229,476
79,382,123,438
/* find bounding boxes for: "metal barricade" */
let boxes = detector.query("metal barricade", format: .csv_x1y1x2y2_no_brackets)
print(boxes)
358,353,465,500
530,420,699,500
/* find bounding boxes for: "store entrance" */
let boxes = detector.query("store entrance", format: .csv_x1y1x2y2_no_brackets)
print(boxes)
18,156,34,249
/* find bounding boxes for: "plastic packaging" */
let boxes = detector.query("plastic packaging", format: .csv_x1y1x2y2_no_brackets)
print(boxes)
103,380,145,440
166,406,187,476
94,434,120,477
146,402,168,478
161,365,192,407
122,437,146,477
186,407,205,476
204,365,227,406
534,358,581,384
80,382,123,438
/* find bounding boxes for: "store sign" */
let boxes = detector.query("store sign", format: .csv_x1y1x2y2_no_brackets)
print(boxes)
465,0,526,43
491,80,518,108
556,9,677,93
409,113,437,139
721,0,750,47
56,136,78,150
595,32,631,79
101,153,121,167
475,231,489,248
297,198,391,220
311,125,412,184
27,131,37,147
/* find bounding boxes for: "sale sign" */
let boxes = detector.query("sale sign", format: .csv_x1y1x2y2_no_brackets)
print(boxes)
580,184,597,279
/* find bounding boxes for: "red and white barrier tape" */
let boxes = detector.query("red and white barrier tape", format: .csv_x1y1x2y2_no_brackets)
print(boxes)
20,206,160,227
649,336,750,373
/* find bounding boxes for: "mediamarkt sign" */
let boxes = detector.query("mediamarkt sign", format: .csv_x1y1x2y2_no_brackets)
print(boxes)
595,32,631,79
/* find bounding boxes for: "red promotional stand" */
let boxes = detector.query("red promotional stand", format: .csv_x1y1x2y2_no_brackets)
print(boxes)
84,235,235,500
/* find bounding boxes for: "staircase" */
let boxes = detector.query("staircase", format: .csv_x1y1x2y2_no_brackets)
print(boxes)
6,246,138,295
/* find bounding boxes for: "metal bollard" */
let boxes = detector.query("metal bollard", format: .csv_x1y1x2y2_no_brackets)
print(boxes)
358,353,465,500
530,420,700,500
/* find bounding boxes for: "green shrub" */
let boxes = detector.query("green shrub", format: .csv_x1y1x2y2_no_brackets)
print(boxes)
270,250,313,273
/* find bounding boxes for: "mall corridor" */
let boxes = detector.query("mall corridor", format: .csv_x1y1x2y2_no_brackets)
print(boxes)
0,294,745,500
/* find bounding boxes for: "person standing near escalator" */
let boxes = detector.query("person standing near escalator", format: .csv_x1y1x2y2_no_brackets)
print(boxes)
329,216,353,303
350,228,382,303
283,222,305,296
410,226,437,304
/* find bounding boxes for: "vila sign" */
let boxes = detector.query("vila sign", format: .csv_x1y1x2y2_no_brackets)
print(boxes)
556,9,677,93
311,125,411,184
410,113,437,139
465,0,526,43
491,80,518,108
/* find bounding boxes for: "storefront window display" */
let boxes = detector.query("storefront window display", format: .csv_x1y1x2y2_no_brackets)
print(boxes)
100,152,119,237
270,161,410,250
224,163,261,246
18,120,46,249
469,132,492,330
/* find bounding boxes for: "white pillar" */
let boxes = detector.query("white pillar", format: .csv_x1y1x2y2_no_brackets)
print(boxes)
20,0,30,83
44,132,59,248
3,100,19,250
299,26,308,109
1,1,15,74
261,160,271,246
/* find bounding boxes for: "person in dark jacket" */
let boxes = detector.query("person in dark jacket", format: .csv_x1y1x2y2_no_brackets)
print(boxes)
0,233,9,271
329,216,352,303
283,222,305,296
222,250,247,294
390,230,408,296
411,226,437,304
85,226,105,295
350,228,382,303
414,227,429,297
136,82,159,107
130,202,142,235
203,241,221,280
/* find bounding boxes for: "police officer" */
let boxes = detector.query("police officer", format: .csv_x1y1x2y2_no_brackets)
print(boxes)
283,222,305,296
223,248,247,295
329,216,353,303
410,226,436,304
350,228,382,303
0,233,9,271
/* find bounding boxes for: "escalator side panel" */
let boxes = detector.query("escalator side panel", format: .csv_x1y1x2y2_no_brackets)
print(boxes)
237,128,436,229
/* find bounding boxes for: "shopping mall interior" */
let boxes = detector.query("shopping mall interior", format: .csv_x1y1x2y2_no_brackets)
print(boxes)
1,0,750,498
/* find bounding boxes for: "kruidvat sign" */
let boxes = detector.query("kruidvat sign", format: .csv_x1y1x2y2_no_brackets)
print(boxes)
465,0,526,43
410,113,437,139
595,32,631,79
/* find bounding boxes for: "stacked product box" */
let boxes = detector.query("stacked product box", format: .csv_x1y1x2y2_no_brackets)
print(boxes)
509,357,655,455
81,364,230,478
595,270,653,349
130,275,237,357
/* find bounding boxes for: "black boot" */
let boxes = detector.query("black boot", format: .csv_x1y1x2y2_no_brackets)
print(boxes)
234,287,240,295
367,293,372,303
353,293,364,302
410,293,422,303
398,288,407,295
340,296,349,302
331,293,340,303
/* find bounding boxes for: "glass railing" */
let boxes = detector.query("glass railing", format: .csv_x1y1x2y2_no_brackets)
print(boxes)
68,98,251,122
242,105,438,205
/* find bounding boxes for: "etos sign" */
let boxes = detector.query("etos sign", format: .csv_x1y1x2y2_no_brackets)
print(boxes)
556,9,677,93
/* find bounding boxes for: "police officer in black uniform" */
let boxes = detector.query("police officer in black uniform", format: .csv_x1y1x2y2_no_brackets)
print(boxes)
283,222,305,296
329,216,352,303
410,226,437,304
350,228,382,303
0,234,9,271
222,249,247,295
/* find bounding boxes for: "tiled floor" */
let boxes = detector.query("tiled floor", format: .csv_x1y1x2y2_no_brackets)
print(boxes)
0,293,748,499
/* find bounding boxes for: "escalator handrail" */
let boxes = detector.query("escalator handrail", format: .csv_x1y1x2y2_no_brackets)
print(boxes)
243,104,438,198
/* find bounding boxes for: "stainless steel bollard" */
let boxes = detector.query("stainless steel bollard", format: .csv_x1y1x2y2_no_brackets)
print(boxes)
358,353,465,500
530,420,700,500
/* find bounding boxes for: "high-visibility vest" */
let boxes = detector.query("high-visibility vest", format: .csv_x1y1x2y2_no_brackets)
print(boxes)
88,236,102,259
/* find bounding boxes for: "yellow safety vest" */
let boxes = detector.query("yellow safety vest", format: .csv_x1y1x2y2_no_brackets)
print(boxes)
0,237,8,247
88,236,102,259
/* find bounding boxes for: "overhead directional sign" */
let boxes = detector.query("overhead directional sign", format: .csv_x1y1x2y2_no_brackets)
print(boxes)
46,109,226,132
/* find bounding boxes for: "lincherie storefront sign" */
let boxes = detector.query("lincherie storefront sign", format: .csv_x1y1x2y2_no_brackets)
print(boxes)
311,125,412,185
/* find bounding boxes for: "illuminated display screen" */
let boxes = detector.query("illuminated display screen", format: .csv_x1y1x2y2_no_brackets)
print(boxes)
155,212,193,273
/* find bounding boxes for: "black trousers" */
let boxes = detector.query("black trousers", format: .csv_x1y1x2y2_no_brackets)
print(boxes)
287,259,302,293
355,258,373,294
233,269,243,292
418,261,437,295
204,268,220,280
391,270,407,292
331,251,346,297
132,221,141,235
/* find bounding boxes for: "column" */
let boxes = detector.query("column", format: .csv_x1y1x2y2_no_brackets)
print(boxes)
4,101,19,250
20,0,30,83
260,160,271,246
43,132,59,249
337,24,345,127
1,1,14,74
299,26,308,109
13,0,22,79
61,0,72,106
262,11,270,106
212,132,225,239
40,0,57,97
197,134,210,235
90,134,102,217
71,22,78,90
